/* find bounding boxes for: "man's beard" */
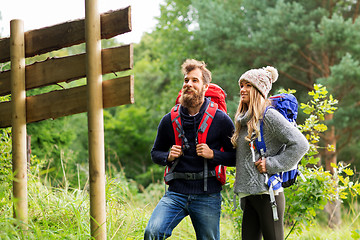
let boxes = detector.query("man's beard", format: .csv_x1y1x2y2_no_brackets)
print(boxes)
179,86,205,109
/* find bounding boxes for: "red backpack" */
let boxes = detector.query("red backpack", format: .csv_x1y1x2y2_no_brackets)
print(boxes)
164,83,227,190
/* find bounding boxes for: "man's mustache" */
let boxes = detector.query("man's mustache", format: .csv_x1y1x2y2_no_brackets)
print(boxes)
182,87,196,94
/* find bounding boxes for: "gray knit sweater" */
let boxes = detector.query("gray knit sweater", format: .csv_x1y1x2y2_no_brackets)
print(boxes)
234,108,310,195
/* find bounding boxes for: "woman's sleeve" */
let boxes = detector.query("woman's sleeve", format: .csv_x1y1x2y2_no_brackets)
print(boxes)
264,109,310,175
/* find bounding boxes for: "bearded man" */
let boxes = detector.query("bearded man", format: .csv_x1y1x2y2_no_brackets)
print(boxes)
144,59,236,240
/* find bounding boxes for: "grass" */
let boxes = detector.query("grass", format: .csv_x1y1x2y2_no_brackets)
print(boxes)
0,170,359,240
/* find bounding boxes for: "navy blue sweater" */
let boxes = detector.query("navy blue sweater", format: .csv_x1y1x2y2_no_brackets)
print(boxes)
151,98,236,194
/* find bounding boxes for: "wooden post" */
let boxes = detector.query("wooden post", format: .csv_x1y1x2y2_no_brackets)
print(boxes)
10,19,28,227
85,0,106,239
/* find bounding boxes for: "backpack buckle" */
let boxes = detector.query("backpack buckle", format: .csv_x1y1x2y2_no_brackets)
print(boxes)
185,172,196,180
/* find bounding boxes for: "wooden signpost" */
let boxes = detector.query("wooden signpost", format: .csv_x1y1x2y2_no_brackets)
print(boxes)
0,1,133,239
10,18,27,227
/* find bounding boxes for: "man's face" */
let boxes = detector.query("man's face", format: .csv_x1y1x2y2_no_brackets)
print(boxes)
179,68,208,109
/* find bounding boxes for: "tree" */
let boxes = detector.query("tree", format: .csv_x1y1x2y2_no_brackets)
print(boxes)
103,105,158,185
188,0,360,226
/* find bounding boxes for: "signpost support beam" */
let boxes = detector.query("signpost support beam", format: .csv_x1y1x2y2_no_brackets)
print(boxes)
10,19,28,228
85,0,106,239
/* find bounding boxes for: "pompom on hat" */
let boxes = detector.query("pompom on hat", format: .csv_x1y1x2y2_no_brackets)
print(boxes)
239,66,279,98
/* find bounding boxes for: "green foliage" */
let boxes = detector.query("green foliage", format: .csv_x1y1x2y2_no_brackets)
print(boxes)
0,151,358,239
300,84,338,119
352,229,360,240
104,105,157,184
0,95,12,215
331,162,360,200
221,184,242,236
299,84,338,151
281,85,359,237
0,154,142,239
27,118,77,186
284,163,357,225
0,127,12,215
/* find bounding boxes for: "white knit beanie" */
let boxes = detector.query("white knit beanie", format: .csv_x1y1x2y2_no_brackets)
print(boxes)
239,66,279,98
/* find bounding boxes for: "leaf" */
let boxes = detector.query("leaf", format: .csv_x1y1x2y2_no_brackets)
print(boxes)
351,230,360,239
343,168,354,176
327,145,336,152
352,183,360,194
314,124,328,132
307,156,320,165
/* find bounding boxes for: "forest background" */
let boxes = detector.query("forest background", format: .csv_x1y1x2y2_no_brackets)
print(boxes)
1,0,360,239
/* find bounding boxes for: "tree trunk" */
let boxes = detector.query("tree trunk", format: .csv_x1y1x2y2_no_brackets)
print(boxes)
323,113,341,227
325,200,342,228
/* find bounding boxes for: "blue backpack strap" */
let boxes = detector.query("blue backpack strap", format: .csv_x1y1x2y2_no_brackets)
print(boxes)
255,120,266,156
254,106,273,156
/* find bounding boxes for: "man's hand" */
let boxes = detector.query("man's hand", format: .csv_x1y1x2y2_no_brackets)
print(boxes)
167,145,183,162
196,143,214,159
255,158,267,174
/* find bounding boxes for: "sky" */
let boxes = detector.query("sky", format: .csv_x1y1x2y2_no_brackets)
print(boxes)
0,0,164,44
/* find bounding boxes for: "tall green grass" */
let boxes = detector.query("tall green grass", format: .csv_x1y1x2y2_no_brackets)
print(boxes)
1,165,359,239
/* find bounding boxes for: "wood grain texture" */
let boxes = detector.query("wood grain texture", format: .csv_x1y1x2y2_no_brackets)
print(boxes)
0,75,134,128
0,6,131,64
0,45,133,96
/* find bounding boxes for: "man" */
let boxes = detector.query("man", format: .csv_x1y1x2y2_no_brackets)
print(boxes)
144,59,236,240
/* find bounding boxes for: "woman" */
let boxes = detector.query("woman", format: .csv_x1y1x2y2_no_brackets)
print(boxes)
231,66,309,240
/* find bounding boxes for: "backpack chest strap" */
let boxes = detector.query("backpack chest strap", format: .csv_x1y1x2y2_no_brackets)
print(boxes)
164,170,217,182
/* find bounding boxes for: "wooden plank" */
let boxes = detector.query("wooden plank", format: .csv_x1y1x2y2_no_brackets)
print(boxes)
0,45,133,96
0,101,11,128
0,6,131,64
103,74,134,108
0,76,134,128
0,38,10,63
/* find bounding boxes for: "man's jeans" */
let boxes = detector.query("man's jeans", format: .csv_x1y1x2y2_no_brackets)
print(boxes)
144,190,222,240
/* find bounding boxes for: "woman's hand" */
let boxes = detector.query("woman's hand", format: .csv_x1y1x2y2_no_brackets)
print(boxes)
255,158,267,173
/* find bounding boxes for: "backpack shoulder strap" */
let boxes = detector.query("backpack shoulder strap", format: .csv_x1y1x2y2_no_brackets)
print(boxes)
197,101,218,191
254,106,273,156
170,104,183,146
197,101,218,144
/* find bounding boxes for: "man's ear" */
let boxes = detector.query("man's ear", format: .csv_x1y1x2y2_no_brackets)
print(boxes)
204,83,209,92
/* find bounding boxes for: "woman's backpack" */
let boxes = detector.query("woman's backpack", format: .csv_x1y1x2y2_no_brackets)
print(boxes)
253,93,306,220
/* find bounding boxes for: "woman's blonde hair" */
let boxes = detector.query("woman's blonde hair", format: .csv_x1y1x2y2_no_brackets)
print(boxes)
231,83,271,147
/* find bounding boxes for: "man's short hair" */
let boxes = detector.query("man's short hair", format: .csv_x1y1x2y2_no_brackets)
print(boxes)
181,59,212,85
